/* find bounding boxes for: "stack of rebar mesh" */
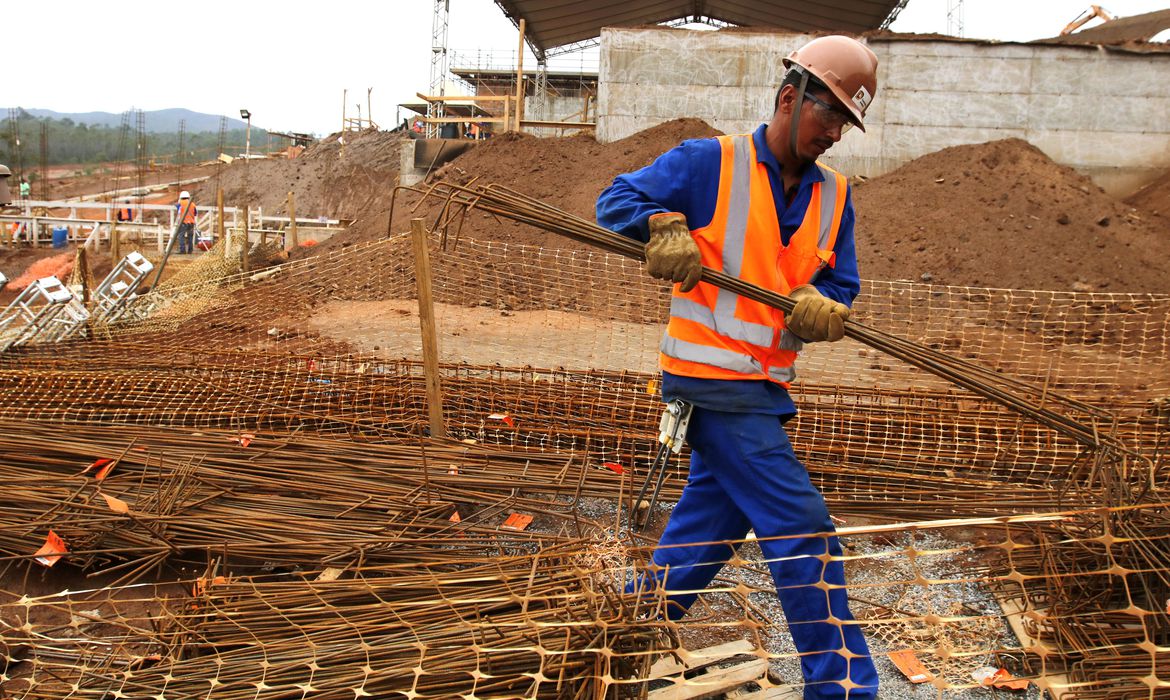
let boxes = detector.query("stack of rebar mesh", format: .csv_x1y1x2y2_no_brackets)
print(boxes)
0,183,1167,696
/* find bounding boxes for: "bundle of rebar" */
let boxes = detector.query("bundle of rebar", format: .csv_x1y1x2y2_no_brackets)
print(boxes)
3,548,664,700
0,421,622,583
396,183,1139,458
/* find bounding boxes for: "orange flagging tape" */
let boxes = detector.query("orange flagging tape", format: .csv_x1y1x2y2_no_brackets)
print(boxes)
888,650,935,684
973,666,1030,691
488,412,516,428
192,575,228,597
232,433,256,448
500,513,533,531
81,458,117,481
100,492,130,514
34,530,69,567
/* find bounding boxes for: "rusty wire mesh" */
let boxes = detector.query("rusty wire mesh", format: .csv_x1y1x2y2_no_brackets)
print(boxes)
0,229,1167,698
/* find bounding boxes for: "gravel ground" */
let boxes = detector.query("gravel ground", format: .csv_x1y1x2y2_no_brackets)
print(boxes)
562,497,1046,699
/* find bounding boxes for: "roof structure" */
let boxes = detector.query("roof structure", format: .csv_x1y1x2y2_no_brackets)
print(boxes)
490,0,909,59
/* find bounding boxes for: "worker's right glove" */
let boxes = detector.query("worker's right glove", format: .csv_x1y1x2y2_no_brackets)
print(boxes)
785,284,850,342
645,212,702,292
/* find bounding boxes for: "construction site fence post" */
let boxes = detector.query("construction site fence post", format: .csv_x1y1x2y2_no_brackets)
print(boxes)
287,191,298,250
239,209,249,272
515,18,526,132
410,217,446,439
217,188,225,250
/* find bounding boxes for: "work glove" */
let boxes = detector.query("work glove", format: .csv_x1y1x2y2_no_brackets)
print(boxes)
645,212,702,292
786,284,850,342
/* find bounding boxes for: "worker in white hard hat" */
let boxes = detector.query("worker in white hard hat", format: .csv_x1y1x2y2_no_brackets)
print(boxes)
175,191,197,254
597,35,881,699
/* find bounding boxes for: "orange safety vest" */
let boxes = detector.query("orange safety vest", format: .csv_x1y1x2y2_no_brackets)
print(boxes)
659,133,848,387
179,200,197,224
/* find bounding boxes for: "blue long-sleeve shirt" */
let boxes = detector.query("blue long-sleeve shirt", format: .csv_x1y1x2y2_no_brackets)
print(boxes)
596,123,862,417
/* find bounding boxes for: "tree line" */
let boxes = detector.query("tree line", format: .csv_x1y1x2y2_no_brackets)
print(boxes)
1,111,257,173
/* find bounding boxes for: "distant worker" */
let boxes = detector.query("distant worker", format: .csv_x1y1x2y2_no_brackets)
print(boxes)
19,178,30,200
597,35,881,699
116,199,133,223
176,191,197,254
411,118,425,134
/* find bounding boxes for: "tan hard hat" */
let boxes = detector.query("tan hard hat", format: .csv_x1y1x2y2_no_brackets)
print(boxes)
784,35,878,131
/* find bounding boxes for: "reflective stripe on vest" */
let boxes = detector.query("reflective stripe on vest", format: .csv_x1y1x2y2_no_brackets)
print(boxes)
659,133,845,384
661,334,797,383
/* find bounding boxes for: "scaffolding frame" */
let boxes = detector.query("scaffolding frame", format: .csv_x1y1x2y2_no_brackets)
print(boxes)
428,0,451,139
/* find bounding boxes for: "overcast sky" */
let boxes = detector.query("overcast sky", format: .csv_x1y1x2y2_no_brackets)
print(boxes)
6,0,1167,136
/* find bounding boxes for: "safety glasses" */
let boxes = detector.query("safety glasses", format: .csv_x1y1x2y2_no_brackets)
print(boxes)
803,92,855,134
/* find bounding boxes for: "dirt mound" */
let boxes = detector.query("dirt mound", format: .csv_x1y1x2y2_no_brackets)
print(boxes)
193,129,409,221
5,252,73,292
279,124,1167,294
304,118,724,256
1125,169,1170,220
851,138,1170,292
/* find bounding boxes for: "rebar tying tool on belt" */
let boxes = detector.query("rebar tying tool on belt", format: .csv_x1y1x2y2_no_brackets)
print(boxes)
631,399,693,531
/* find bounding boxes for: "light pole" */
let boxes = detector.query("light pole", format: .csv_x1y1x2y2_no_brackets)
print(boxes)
240,109,252,158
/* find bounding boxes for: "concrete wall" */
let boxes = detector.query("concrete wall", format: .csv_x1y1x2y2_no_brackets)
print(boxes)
524,94,595,125
597,28,1170,195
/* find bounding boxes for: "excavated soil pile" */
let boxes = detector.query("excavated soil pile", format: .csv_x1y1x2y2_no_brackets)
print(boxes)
312,118,724,255
852,138,1170,293
211,123,1167,295
1125,169,1170,221
194,129,410,222
289,119,723,322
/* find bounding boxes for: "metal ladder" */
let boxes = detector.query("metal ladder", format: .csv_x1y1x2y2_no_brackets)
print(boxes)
0,276,76,352
93,251,155,324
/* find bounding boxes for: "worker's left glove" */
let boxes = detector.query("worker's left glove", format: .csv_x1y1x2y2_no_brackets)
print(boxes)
785,285,850,342
645,212,702,292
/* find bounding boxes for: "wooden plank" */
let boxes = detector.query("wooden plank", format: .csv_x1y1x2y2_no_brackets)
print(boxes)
649,659,769,700
415,92,512,102
726,685,801,699
418,116,509,124
648,640,756,680
410,218,446,439
515,18,526,131
995,592,1069,699
519,119,596,129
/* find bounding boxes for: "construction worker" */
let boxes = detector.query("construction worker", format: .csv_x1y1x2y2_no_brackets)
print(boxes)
176,191,197,254
596,36,880,699
116,199,133,223
18,178,30,200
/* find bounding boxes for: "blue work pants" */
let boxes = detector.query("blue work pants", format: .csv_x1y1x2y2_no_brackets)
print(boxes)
177,223,194,254
637,407,878,699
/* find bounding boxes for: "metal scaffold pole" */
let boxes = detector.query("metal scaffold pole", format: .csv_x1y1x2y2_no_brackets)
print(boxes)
428,0,450,139
535,60,549,136
947,0,965,37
